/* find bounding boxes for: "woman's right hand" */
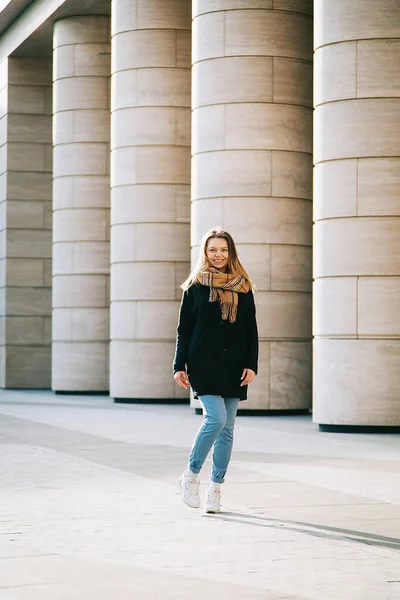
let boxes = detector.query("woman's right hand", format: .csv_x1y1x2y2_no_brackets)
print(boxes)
174,371,190,389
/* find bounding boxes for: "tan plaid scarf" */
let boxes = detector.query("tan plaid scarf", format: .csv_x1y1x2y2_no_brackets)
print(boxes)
196,267,250,323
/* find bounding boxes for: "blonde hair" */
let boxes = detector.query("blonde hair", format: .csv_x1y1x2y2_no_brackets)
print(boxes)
181,227,254,290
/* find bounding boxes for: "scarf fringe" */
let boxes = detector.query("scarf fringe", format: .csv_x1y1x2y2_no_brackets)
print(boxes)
203,270,249,323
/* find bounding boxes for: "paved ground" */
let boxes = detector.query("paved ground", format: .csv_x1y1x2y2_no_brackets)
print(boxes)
0,390,399,600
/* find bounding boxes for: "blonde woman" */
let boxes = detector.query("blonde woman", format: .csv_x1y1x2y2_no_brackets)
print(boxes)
173,227,259,513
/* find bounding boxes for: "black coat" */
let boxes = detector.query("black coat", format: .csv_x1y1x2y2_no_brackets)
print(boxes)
173,284,259,400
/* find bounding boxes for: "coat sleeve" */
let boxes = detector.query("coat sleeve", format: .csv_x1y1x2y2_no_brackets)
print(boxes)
245,291,259,374
173,289,195,373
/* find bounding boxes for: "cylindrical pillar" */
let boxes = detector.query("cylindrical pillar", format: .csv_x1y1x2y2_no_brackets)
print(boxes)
110,1,191,399
52,16,111,392
0,58,53,389
314,0,400,426
191,1,313,409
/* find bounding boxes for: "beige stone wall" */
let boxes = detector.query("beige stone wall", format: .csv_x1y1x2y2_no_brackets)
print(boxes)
0,57,52,388
52,17,111,392
191,1,313,409
110,0,191,399
313,0,400,425
0,58,7,387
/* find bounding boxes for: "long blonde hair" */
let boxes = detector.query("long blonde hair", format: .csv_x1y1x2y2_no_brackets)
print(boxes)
181,227,254,290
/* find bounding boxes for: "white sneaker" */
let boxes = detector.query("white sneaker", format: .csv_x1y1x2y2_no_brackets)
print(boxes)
179,471,200,508
204,483,221,514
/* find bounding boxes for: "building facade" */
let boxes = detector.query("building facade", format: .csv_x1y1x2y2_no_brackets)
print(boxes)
0,0,398,428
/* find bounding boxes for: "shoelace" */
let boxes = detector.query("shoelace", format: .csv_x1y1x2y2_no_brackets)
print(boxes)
185,477,199,496
207,488,220,504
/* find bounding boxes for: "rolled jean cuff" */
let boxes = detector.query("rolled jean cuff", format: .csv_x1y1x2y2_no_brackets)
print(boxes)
211,476,224,484
188,465,201,474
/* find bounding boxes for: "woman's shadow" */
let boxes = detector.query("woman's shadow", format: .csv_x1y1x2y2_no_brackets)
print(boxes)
203,510,400,551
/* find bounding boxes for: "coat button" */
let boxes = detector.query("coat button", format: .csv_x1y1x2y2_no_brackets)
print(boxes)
223,348,227,352
220,321,223,326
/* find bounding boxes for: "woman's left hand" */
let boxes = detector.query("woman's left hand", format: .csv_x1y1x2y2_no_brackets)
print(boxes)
240,368,256,386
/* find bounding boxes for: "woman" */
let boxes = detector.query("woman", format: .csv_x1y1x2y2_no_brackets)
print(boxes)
173,227,258,513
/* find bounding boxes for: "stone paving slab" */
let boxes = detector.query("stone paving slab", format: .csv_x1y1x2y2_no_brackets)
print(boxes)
0,390,399,600
0,549,297,600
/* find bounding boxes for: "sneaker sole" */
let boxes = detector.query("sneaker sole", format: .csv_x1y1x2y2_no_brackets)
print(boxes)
205,506,220,514
179,476,200,509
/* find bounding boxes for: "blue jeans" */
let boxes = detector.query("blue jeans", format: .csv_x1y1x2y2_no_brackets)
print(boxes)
188,395,240,484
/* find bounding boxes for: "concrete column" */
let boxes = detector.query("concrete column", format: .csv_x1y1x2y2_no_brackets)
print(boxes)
314,0,400,427
110,0,191,400
0,57,52,388
52,17,111,392
192,1,313,409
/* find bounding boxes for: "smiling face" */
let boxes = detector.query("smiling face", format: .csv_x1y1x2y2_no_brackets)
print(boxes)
206,237,229,272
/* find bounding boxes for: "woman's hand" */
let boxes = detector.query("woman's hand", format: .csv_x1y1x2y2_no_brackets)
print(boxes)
240,368,256,386
174,370,190,389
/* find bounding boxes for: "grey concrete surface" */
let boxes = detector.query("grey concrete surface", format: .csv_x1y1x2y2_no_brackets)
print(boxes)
0,389,399,599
